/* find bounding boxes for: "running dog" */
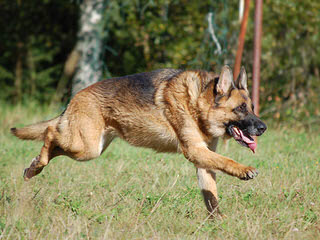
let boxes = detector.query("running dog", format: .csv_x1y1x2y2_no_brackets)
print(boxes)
11,66,267,215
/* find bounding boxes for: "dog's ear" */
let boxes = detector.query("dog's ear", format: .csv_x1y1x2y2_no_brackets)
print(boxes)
216,65,234,95
236,66,248,93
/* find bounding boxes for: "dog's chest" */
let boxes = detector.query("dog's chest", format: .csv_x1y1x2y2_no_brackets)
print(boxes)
119,113,180,153
144,127,180,153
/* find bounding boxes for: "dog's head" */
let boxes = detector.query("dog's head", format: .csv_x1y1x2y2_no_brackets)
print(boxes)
201,66,267,153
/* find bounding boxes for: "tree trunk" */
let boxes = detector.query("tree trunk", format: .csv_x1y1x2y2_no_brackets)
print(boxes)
14,42,23,103
71,0,106,97
26,45,36,96
51,47,80,104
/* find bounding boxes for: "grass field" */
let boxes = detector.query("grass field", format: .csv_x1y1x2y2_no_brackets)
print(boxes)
1,104,320,239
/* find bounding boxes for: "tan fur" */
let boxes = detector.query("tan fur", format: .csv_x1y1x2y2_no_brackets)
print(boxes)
11,66,262,216
11,117,60,141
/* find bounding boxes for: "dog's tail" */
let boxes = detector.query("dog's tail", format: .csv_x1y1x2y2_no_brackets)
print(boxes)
11,116,60,141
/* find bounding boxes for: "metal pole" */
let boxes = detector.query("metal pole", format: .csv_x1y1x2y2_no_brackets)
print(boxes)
234,0,250,80
252,0,263,116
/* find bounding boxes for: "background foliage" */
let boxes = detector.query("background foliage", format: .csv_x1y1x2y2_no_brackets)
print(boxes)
0,0,319,123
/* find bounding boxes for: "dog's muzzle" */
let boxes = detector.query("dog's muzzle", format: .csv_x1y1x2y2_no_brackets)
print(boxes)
226,114,267,153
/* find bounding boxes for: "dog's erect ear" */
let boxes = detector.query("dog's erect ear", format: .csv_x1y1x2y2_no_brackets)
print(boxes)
236,66,248,92
216,65,234,95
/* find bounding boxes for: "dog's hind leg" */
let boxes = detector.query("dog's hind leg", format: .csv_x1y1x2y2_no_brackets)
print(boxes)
24,126,57,181
197,138,219,217
23,123,115,181
62,115,115,161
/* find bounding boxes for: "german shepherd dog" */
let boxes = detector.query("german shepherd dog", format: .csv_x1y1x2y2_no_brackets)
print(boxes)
11,66,266,215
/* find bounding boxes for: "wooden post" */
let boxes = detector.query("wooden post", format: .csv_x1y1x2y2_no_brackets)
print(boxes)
234,0,250,80
252,0,263,116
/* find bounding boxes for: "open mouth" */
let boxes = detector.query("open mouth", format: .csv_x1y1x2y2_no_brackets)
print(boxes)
229,126,257,153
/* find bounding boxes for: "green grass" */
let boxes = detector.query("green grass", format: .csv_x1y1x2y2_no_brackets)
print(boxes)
1,104,320,239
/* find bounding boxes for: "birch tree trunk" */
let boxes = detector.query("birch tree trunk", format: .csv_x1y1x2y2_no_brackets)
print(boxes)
71,0,106,96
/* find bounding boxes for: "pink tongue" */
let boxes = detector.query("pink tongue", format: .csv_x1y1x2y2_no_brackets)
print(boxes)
239,130,257,153
248,142,257,153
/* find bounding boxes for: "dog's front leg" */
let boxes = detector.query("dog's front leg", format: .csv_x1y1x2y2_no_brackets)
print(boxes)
185,145,258,180
165,108,258,179
174,121,257,179
197,138,219,216
197,168,219,216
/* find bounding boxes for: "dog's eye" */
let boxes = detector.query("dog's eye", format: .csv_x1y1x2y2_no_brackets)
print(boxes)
235,103,247,113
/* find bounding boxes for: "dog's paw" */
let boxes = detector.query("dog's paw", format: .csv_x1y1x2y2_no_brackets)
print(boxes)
239,166,258,180
23,166,44,181
23,156,44,181
23,168,32,181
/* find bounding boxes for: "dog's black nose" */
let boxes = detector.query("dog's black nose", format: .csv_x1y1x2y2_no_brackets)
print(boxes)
256,122,267,135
